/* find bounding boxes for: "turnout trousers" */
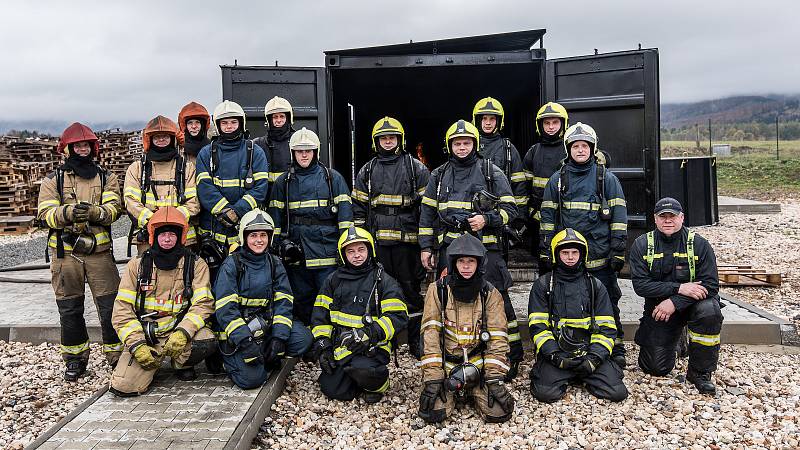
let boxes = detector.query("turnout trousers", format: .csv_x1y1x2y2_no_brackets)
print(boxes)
590,266,625,355
287,266,336,325
376,243,424,357
319,352,390,401
530,355,628,403
49,249,122,365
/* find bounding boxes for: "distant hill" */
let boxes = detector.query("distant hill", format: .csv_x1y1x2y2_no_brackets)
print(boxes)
0,120,144,136
661,95,800,129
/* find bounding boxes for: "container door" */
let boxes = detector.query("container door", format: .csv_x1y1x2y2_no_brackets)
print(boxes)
546,49,660,234
221,66,330,163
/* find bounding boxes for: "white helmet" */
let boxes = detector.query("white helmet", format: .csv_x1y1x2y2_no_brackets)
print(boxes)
264,96,293,125
289,127,320,151
213,100,247,132
564,122,597,150
237,209,275,246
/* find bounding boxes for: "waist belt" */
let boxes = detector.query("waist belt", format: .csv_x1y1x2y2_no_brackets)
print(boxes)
290,216,336,226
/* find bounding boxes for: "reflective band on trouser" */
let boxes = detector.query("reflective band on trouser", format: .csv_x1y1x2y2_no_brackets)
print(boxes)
687,330,720,347
367,377,390,394
61,341,90,355
103,342,124,353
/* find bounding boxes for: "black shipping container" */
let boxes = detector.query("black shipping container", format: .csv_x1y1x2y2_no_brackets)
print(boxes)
660,156,719,226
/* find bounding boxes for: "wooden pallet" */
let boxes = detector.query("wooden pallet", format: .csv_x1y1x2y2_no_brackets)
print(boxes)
718,264,782,287
0,215,35,235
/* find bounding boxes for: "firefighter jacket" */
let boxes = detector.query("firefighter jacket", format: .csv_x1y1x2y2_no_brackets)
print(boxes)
195,138,269,245
269,162,354,268
523,141,566,220
479,134,529,214
351,152,430,245
37,167,123,255
253,131,293,185
124,157,200,244
527,266,617,359
539,159,627,269
420,277,509,382
419,154,517,251
310,260,408,362
629,227,720,313
112,252,214,350
213,249,295,346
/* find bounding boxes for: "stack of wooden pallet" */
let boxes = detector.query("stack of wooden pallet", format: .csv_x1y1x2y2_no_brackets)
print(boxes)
718,264,783,287
97,129,142,180
0,139,60,224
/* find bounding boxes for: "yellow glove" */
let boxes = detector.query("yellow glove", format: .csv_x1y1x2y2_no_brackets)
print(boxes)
163,329,190,359
133,345,162,371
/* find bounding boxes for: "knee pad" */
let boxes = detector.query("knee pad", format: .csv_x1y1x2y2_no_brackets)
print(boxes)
638,346,675,377
690,301,723,330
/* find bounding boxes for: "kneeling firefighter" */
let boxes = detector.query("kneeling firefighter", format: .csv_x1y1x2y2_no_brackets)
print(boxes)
309,227,408,403
418,233,515,424
110,207,216,396
528,228,628,403
37,122,124,381
213,209,313,390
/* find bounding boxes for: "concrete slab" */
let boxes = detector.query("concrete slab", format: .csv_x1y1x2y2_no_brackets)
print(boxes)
718,195,781,214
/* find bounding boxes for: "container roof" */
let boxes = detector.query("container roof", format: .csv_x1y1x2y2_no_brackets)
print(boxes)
325,29,546,57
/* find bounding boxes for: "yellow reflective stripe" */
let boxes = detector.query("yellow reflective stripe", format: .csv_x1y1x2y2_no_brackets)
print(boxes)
367,377,390,394
103,342,124,353
197,227,237,245
510,172,527,183
380,298,407,313
184,312,205,329
484,358,511,372
184,187,197,198
418,227,434,236
38,199,60,209
225,318,247,337
116,289,137,305
377,316,395,340
330,311,366,328
607,198,627,207
211,197,229,214
417,187,426,195
239,297,269,307
514,196,528,206
421,196,437,207
590,334,614,352
559,317,591,329
208,177,255,188
288,199,329,209
269,199,285,209
481,235,498,244
275,291,294,303
312,324,333,339
196,172,212,182
315,294,333,309
118,320,143,342
334,346,353,360
586,258,609,269
562,201,600,211
242,194,257,209
176,205,191,219
339,221,354,230
595,316,618,330
421,320,443,330
438,200,472,210
101,191,120,204
688,330,721,346
528,312,551,327
268,172,284,183
306,258,337,267
334,194,352,204
215,293,239,310
253,172,269,181
60,341,90,355
508,332,521,342
191,287,213,304
352,189,369,202
420,355,443,367
541,200,557,209
507,320,518,329
611,223,628,231
499,196,515,204
273,315,292,328
533,329,555,352
137,208,154,228
44,209,59,229
375,229,418,242
499,209,509,225
532,177,549,188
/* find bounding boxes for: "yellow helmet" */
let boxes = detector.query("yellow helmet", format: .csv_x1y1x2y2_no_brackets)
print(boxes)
535,102,569,139
371,116,405,153
472,97,505,132
444,120,480,154
564,122,598,151
337,226,376,262
264,96,293,125
550,228,588,264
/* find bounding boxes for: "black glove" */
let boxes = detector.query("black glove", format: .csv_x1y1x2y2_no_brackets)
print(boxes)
319,349,337,375
548,351,582,370
538,255,553,273
419,379,447,414
264,338,286,364
610,252,625,272
238,337,263,366
216,207,239,228
485,378,516,414
308,337,332,362
574,353,603,377
70,203,90,223
344,323,381,354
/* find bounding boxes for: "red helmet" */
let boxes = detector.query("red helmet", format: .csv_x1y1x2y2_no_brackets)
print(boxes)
177,102,211,147
57,122,100,156
142,115,180,153
146,206,189,246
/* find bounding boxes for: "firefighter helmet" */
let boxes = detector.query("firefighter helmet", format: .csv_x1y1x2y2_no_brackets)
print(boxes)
212,100,247,132
337,226,376,262
550,228,588,264
142,115,180,153
472,97,505,132
564,122,598,150
264,96,293,126
147,206,189,246
57,122,100,156
238,208,275,246
371,116,405,153
444,120,480,154
177,102,211,146
289,127,320,151
535,102,569,139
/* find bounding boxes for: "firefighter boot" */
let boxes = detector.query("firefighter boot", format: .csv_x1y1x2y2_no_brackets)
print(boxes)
611,342,627,369
64,359,88,382
175,367,197,381
362,391,384,404
686,367,716,396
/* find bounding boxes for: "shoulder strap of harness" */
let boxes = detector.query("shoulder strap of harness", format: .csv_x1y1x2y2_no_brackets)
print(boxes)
244,140,254,189
135,250,154,319
209,141,219,178
182,251,196,305
687,230,696,282
645,231,656,270
436,277,448,371
503,138,512,180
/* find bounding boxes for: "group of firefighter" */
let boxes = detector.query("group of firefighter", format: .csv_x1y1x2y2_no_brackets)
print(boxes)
37,94,724,423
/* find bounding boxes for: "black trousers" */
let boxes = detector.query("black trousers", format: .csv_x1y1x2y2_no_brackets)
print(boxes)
530,356,628,403
590,266,624,344
376,243,424,355
636,298,723,375
318,352,390,401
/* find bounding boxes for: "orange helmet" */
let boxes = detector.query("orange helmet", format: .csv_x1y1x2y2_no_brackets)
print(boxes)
57,122,100,156
146,206,189,246
142,115,180,153
177,102,211,146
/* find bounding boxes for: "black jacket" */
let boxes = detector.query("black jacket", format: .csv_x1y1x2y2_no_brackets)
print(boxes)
479,134,529,215
523,141,566,218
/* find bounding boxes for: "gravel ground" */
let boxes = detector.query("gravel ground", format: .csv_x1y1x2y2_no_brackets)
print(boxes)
256,345,800,449
0,342,111,449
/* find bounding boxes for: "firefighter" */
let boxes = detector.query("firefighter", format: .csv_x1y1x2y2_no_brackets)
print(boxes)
528,228,628,403
352,117,430,359
195,100,269,273
253,96,295,195
309,226,408,403
472,97,529,247
177,101,211,166
124,115,199,255
539,122,628,367
37,122,124,381
269,127,354,325
523,102,568,267
418,119,523,380
213,209,313,389
630,198,722,395
418,233,515,423
109,207,216,395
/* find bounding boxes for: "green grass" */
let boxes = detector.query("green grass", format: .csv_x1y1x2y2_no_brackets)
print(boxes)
661,140,800,198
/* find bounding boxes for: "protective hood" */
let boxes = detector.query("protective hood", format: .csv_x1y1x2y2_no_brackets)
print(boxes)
447,234,486,303
143,115,180,153
178,102,211,148
58,122,100,156
147,206,189,246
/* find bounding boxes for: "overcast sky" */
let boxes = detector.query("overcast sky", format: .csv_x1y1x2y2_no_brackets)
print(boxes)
3,0,798,124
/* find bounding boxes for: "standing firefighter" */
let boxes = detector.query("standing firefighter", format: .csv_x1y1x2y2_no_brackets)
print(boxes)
418,120,523,380
309,227,408,403
269,127,354,325
523,102,568,266
253,96,295,193
539,122,628,367
352,117,430,359
418,234,515,423
472,97,529,249
177,101,211,166
630,198,723,395
528,228,628,403
124,115,199,255
37,122,123,381
213,209,313,389
196,100,269,274
110,207,216,395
